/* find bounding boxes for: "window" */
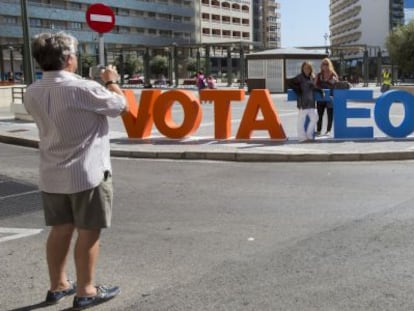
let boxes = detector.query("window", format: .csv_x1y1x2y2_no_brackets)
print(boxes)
30,18,42,27
118,26,129,33
68,22,82,29
222,16,230,23
69,2,82,9
5,16,18,24
232,31,241,38
160,30,171,37
118,8,129,16
159,13,171,20
212,29,220,36
212,14,220,22
241,5,249,13
232,17,240,24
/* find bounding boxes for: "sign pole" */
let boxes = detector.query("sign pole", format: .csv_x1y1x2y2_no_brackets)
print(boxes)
98,33,104,66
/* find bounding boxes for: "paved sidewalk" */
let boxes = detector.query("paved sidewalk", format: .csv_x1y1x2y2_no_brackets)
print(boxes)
1,87,414,162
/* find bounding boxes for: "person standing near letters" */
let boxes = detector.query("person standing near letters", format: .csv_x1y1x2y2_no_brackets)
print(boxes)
315,58,338,136
24,32,128,310
288,61,320,142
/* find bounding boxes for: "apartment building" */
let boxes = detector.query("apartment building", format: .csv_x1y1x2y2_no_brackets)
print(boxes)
198,0,253,44
252,0,281,49
330,0,404,54
329,0,404,82
263,0,281,48
0,0,281,81
0,0,195,53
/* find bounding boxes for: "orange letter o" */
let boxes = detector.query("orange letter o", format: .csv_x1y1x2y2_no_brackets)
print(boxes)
153,90,202,139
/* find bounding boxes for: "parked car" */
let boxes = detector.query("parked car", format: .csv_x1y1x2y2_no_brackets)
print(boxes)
128,74,144,85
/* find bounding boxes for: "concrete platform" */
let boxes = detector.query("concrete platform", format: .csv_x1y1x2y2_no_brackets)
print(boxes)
1,85,414,162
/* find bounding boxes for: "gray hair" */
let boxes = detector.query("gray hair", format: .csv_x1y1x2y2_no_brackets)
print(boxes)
31,32,78,71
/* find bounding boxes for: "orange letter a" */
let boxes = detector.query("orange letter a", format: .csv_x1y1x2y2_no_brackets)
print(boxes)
236,89,286,140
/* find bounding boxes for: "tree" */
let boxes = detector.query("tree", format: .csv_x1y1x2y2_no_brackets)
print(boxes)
150,55,168,77
124,54,143,77
386,21,414,76
114,53,143,77
80,54,95,78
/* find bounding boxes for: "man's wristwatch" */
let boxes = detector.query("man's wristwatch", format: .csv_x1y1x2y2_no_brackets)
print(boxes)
105,80,118,87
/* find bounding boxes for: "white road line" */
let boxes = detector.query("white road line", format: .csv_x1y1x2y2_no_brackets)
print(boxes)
0,190,39,200
0,227,43,243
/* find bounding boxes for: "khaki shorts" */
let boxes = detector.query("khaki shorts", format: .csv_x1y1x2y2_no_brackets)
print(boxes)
41,172,113,229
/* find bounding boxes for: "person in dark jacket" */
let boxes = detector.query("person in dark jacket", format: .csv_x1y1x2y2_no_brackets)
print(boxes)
315,58,338,136
288,61,322,142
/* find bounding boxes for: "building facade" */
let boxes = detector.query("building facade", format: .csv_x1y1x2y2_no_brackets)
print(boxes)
1,0,196,53
198,0,253,44
0,0,283,81
330,0,404,53
329,0,404,82
253,0,281,49
263,0,281,48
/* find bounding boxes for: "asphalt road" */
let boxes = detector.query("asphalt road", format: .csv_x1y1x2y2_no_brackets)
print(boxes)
2,143,414,310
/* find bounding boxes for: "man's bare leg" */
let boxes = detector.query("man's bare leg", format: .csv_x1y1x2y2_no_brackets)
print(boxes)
46,223,75,291
74,228,101,297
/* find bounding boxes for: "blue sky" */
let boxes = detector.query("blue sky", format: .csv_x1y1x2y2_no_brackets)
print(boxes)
278,0,330,48
406,0,414,8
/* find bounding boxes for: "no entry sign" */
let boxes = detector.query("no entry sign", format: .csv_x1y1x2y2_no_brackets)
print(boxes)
86,3,115,33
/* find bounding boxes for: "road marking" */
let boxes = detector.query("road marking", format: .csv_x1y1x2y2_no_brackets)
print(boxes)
0,227,43,243
0,190,39,200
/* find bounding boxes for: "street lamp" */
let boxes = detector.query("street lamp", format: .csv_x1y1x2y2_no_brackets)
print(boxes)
172,42,178,87
324,33,329,54
377,49,383,86
20,0,34,84
8,46,14,81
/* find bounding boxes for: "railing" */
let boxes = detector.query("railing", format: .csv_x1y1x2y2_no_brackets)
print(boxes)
12,86,25,104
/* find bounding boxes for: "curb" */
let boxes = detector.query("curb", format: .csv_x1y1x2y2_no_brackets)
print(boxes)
2,134,414,163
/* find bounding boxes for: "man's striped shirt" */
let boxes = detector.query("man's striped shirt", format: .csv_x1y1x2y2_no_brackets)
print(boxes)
24,70,126,194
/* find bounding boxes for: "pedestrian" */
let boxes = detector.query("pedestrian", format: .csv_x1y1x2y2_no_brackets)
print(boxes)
23,32,128,310
207,75,216,89
195,70,206,92
315,57,339,136
381,68,391,92
288,61,321,142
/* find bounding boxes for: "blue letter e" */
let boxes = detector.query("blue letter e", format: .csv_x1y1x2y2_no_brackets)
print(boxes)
334,89,374,139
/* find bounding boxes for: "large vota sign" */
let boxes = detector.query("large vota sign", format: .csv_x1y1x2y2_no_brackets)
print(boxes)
120,88,413,140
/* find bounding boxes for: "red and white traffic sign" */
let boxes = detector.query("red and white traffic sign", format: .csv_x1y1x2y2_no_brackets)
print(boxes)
86,3,115,33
